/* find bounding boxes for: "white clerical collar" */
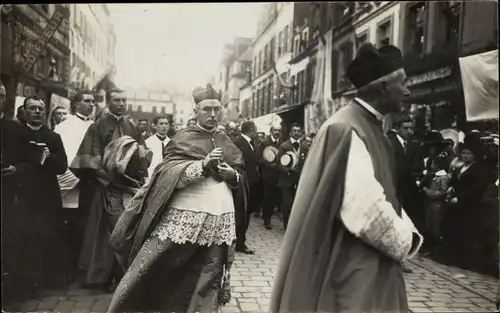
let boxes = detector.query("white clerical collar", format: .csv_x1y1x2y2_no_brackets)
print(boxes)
290,138,300,144
354,97,385,122
270,136,278,143
156,134,169,142
27,123,43,131
76,112,92,122
241,133,252,144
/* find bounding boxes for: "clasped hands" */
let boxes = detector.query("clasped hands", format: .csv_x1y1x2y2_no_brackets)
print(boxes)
203,148,237,182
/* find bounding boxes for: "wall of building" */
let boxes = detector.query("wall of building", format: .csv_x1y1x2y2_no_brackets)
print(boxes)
69,4,115,92
1,4,71,112
353,2,401,47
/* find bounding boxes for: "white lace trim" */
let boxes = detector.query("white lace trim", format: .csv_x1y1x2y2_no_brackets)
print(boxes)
150,207,236,246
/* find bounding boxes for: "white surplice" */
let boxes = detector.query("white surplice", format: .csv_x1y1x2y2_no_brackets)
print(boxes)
145,134,171,180
54,114,93,208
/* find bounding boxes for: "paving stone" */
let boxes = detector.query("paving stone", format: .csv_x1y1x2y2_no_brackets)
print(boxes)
242,281,270,287
37,299,58,310
221,306,242,313
408,301,428,308
9,217,497,313
52,300,75,313
91,299,111,311
239,302,261,312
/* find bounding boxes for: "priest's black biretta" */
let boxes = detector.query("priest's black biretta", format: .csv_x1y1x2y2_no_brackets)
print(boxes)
192,83,221,104
346,43,404,89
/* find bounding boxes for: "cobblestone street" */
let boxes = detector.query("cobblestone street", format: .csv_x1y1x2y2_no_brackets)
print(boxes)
6,216,497,313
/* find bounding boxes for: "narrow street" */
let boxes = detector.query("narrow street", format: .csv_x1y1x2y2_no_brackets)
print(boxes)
7,216,497,313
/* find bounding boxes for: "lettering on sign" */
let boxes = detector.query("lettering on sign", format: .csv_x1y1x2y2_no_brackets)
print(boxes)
21,7,69,73
405,66,453,87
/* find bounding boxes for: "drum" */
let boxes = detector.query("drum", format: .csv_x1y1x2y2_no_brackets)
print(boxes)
263,146,279,163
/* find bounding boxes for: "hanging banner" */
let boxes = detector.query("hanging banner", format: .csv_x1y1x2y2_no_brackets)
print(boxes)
459,50,499,121
306,30,335,134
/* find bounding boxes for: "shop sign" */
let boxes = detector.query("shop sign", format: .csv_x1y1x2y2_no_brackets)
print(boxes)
406,78,461,100
21,6,69,73
406,66,453,87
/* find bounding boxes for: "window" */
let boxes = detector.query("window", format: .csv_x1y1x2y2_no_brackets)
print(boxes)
293,34,301,57
277,30,283,57
338,43,354,89
269,80,274,111
161,107,166,114
441,1,461,44
128,104,133,112
326,3,334,30
270,37,275,64
283,25,289,53
152,106,157,113
377,20,392,47
301,26,309,50
356,32,368,49
408,2,427,55
41,4,49,14
312,5,321,41
138,105,142,112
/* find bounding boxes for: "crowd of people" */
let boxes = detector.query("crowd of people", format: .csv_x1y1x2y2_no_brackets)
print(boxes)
0,42,498,313
388,117,499,277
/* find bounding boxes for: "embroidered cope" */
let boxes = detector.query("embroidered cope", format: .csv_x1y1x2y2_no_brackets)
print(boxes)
151,160,236,246
340,132,423,262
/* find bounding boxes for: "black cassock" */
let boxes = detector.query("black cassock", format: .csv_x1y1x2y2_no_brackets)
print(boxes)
11,124,67,292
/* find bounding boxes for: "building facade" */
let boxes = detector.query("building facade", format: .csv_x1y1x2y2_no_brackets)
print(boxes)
69,4,116,95
123,87,175,123
1,4,71,116
398,1,498,133
214,37,252,124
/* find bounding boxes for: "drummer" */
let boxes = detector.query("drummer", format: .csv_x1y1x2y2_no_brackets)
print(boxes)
277,123,309,230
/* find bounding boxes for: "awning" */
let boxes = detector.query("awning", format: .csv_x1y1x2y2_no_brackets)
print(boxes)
273,103,305,115
459,49,499,121
289,56,310,76
93,70,116,92
252,113,282,134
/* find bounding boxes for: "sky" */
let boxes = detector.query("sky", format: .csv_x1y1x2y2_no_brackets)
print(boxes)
109,3,262,92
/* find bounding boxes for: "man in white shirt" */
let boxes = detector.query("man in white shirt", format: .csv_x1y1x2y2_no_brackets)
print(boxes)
145,115,171,179
54,89,95,283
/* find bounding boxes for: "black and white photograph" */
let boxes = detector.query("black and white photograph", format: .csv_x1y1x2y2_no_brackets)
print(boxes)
0,2,498,313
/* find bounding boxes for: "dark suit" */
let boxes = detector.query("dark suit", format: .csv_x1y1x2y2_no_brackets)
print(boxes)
259,135,282,225
277,139,309,228
443,161,488,269
233,135,260,247
387,132,424,229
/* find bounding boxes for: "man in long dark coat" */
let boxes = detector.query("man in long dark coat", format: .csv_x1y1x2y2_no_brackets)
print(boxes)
7,96,68,292
259,125,282,230
70,87,146,291
270,43,423,313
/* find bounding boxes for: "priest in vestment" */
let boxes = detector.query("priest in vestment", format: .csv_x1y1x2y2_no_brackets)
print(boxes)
270,43,423,313
70,87,146,291
108,84,248,313
53,90,95,283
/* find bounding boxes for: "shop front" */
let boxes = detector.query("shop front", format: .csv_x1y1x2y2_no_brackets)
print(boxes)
402,62,466,136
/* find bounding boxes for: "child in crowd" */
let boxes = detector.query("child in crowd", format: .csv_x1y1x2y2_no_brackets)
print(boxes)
420,154,451,256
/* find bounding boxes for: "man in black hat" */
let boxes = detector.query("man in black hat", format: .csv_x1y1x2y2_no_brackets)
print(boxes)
271,43,423,313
